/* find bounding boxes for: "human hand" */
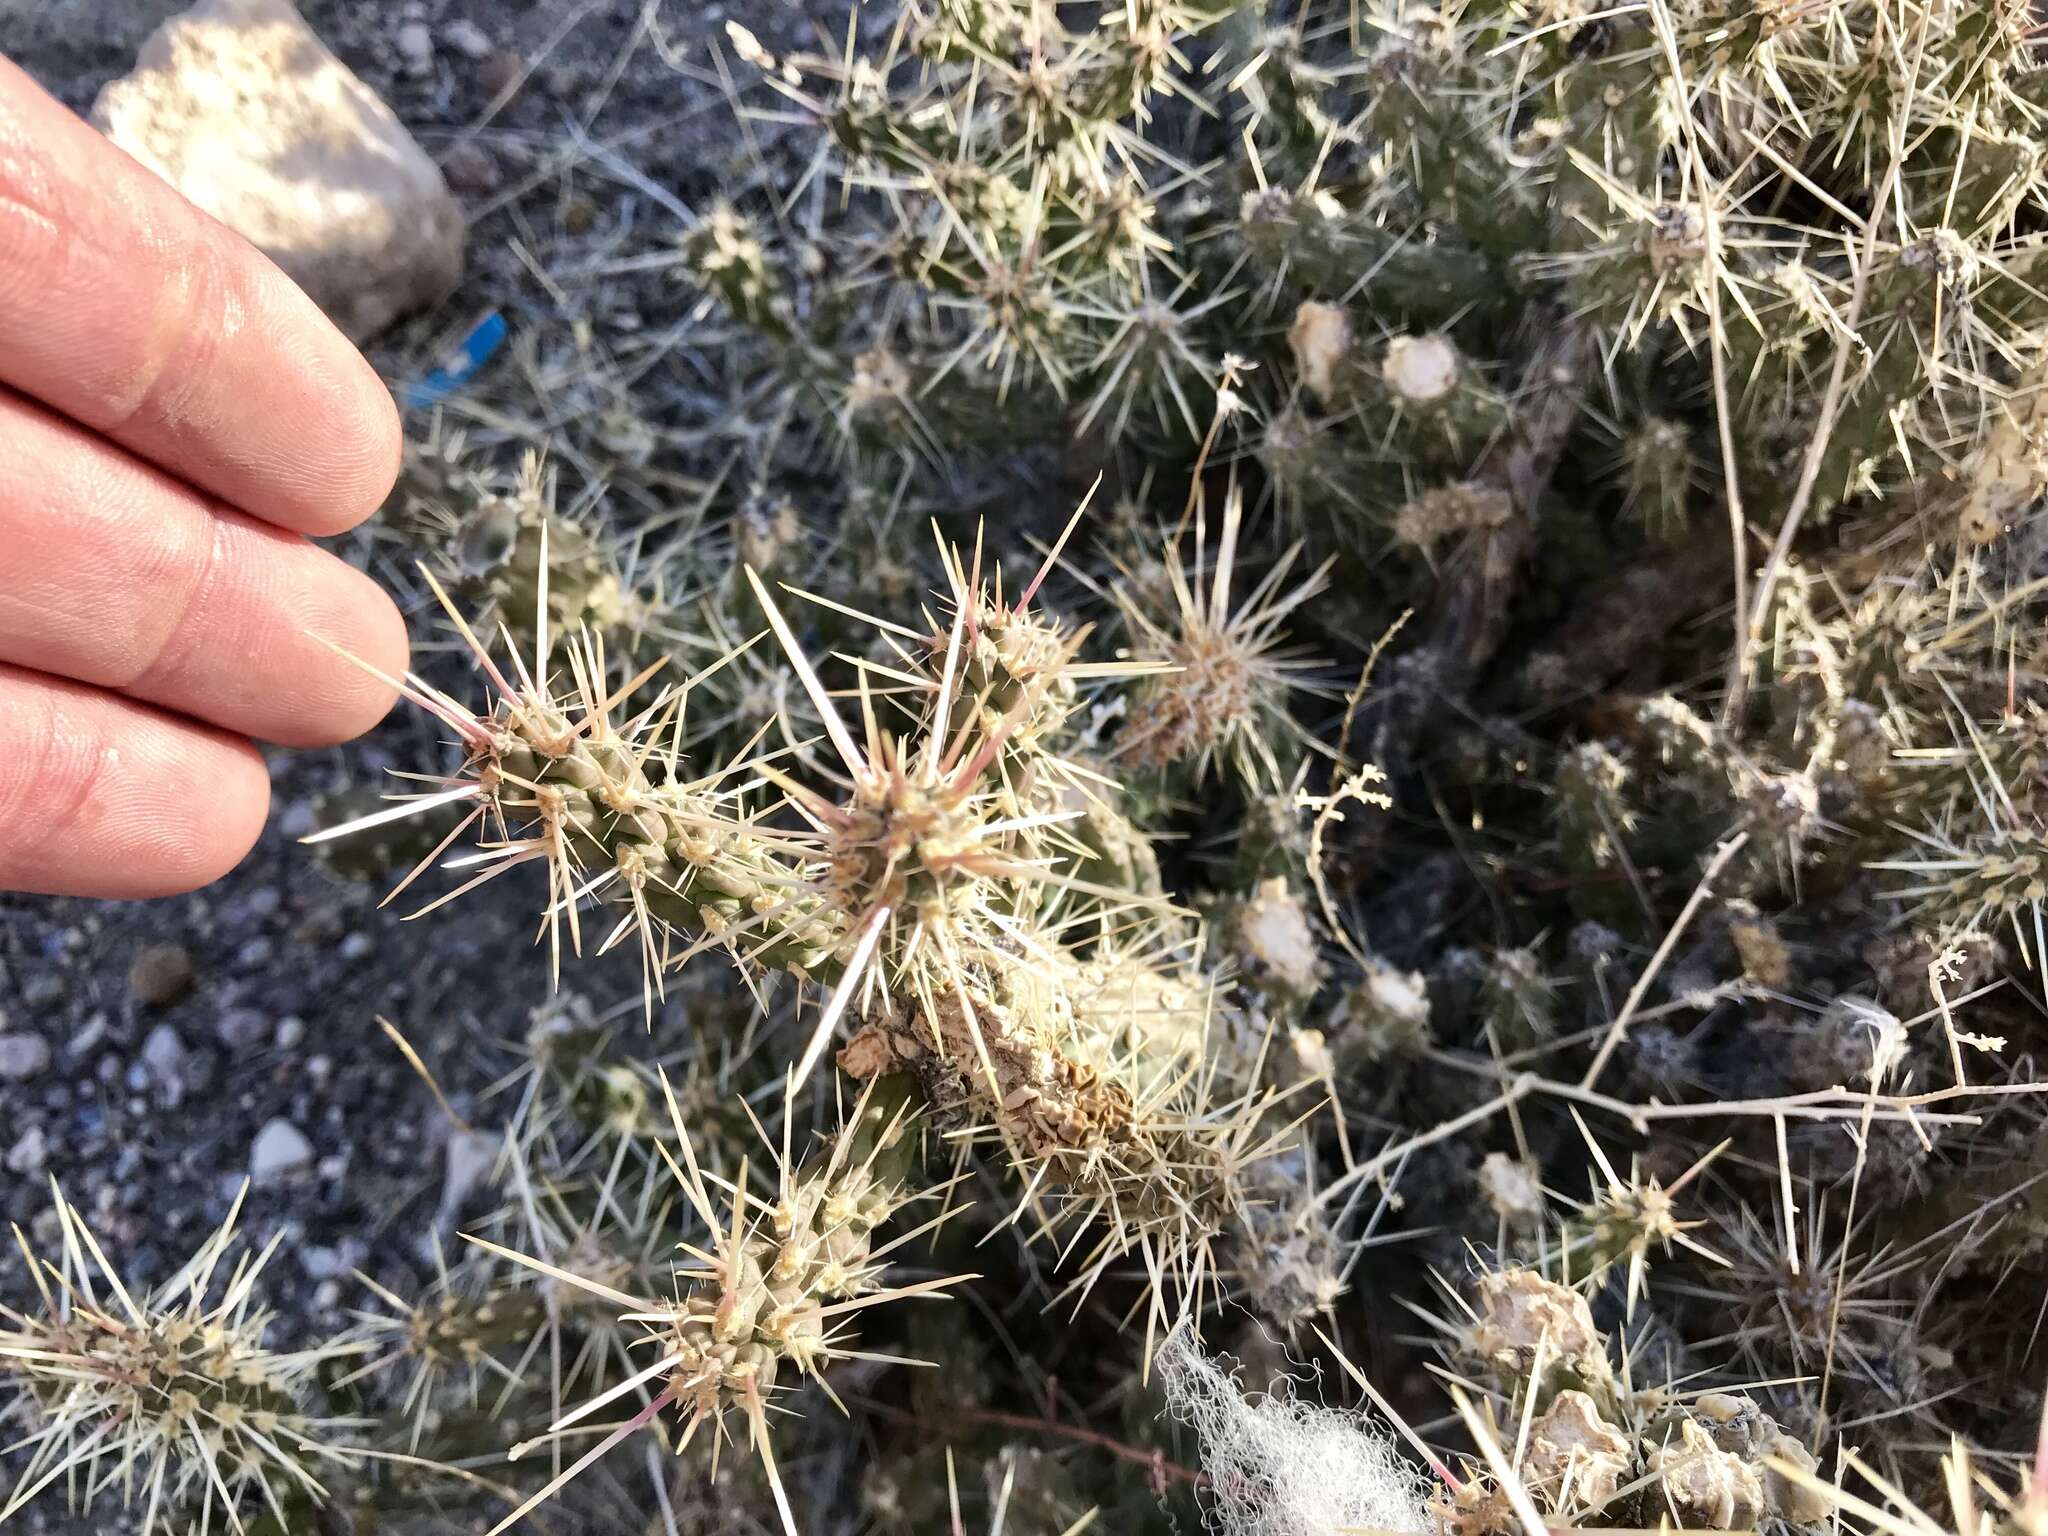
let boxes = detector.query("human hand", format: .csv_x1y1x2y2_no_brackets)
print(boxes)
0,58,408,899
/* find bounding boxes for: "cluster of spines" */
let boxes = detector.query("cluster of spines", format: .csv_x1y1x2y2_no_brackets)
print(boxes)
0,1186,360,1535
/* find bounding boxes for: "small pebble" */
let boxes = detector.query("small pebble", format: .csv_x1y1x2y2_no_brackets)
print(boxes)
339,933,373,962
440,140,500,194
249,1119,314,1186
275,1016,308,1052
476,49,522,99
216,1007,269,1052
0,1033,52,1082
443,18,492,59
129,943,194,1006
70,1012,109,1056
5,1125,48,1175
140,1024,190,1104
396,21,434,74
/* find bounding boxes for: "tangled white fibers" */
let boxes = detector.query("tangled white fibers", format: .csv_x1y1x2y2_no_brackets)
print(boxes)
1159,1332,1432,1536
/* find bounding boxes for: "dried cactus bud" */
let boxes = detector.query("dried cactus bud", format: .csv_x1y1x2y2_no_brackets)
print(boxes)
848,345,913,417
1331,962,1433,1066
1644,202,1710,275
1226,877,1325,1003
1289,300,1354,404
1465,1268,1613,1390
1394,482,1514,549
1726,903,1791,990
1644,1416,1763,1529
1522,1390,1634,1513
735,491,804,573
1382,333,1462,405
1477,1151,1545,1230
1758,1429,1828,1525
1960,357,2048,545
1431,1475,1521,1536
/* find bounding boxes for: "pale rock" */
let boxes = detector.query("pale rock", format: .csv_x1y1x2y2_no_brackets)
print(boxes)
92,0,464,341
395,21,434,75
0,1034,51,1082
140,1024,191,1103
442,19,492,60
5,1126,48,1176
249,1117,314,1185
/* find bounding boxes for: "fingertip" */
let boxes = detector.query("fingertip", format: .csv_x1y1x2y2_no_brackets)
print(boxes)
0,667,272,900
147,731,270,896
257,318,404,537
301,365,405,537
257,552,408,749
327,565,411,742
365,377,405,516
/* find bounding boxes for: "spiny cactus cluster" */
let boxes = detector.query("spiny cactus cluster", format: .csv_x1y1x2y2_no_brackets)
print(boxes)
22,0,2048,1532
0,1187,360,1535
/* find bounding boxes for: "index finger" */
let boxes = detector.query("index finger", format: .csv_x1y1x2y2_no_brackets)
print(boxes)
0,57,402,537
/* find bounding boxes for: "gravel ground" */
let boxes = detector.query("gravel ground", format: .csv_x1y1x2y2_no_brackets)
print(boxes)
4,3,815,1527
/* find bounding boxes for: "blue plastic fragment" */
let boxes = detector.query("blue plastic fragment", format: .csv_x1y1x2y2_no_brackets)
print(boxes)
400,311,508,411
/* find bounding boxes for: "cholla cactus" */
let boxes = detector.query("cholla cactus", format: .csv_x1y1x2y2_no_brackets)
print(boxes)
1113,484,1336,790
399,447,659,670
837,925,1279,1322
0,1185,360,1534
1224,876,1327,1005
319,513,1286,1338
293,0,2048,1525
1443,1264,1829,1534
469,1075,957,1533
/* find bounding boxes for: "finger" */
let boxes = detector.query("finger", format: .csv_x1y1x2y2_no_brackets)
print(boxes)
0,664,270,899
0,387,408,748
0,58,402,537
